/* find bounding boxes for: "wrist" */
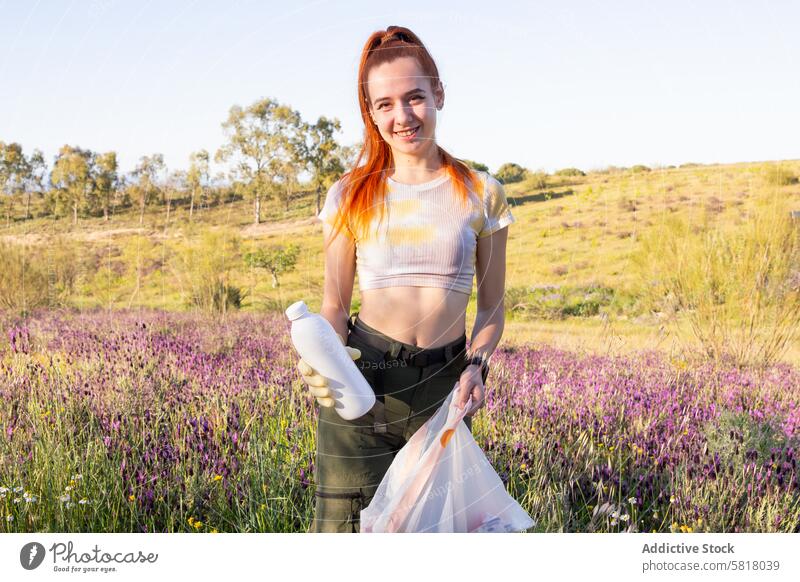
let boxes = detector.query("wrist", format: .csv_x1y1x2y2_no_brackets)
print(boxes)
462,356,490,383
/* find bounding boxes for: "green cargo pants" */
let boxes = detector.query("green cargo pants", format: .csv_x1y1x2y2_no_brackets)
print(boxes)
309,314,471,533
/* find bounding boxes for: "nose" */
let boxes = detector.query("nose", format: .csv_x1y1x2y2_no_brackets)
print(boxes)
399,102,416,125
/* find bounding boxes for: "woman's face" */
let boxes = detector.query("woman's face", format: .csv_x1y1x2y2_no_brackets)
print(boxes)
366,56,443,159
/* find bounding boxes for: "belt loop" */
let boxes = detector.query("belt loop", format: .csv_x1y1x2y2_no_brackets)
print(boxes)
444,344,454,361
388,341,402,359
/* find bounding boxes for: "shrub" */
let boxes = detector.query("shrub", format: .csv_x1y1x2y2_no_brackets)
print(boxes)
190,280,247,313
170,229,247,314
244,243,300,288
461,159,489,172
522,171,548,190
631,165,651,173
762,164,797,186
555,168,585,177
495,163,527,184
505,284,617,320
0,239,79,313
631,191,800,369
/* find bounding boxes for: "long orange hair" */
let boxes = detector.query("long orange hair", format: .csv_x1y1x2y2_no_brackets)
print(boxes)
327,25,482,245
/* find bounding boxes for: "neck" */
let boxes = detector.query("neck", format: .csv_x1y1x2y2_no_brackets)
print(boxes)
388,144,443,185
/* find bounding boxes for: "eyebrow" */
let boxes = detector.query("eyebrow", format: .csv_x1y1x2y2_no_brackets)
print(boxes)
372,88,426,106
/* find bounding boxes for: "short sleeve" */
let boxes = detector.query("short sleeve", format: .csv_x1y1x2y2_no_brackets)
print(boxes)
317,180,345,226
478,174,516,238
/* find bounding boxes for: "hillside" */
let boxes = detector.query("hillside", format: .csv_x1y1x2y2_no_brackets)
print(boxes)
3,160,800,364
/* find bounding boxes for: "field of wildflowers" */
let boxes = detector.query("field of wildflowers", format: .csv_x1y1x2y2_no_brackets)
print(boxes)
1,309,799,533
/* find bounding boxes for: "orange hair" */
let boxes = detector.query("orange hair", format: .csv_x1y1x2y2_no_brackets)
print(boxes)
327,25,482,246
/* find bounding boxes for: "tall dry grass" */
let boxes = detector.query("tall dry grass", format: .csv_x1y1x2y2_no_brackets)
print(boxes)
632,191,800,369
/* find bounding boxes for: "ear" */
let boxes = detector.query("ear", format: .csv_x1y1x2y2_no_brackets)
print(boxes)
434,80,445,110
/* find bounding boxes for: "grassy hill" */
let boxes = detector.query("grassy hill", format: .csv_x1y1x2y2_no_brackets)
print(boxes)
3,159,800,364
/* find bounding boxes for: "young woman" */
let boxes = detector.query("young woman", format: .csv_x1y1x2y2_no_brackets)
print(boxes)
298,25,515,533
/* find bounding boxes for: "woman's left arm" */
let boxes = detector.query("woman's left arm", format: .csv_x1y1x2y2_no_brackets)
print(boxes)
455,225,509,415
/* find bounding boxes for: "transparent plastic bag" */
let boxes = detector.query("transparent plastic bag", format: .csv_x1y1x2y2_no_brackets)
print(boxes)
360,385,536,533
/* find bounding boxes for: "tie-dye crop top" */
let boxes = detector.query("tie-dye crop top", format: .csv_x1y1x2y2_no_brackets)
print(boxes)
317,170,515,296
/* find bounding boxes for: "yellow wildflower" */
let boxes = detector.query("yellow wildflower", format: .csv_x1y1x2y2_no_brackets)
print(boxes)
188,517,195,526
193,521,202,529
213,474,222,482
128,495,135,502
211,529,219,534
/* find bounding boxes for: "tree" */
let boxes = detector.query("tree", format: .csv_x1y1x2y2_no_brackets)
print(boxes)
164,169,186,225
93,152,118,222
131,154,165,225
50,145,94,225
186,149,209,221
295,116,345,216
0,142,29,226
495,162,527,184
461,159,489,172
274,158,299,212
216,98,303,225
244,243,300,288
24,149,47,220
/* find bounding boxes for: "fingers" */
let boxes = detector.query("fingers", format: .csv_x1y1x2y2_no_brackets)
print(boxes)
308,385,332,399
317,396,335,408
297,359,314,376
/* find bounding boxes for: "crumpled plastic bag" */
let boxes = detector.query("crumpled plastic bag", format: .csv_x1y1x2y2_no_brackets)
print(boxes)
360,385,536,533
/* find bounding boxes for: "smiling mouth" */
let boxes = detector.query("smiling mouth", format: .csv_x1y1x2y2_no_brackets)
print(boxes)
394,127,419,137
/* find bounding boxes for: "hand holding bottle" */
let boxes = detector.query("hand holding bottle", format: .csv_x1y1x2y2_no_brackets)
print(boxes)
297,332,361,408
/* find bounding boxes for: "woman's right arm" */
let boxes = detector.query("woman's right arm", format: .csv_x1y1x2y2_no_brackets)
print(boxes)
297,221,358,408
319,222,357,341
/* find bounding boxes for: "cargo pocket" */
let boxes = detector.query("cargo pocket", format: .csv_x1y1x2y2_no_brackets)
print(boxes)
312,489,364,533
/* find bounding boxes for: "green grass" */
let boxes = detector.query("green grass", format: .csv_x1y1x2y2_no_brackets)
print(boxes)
2,160,800,364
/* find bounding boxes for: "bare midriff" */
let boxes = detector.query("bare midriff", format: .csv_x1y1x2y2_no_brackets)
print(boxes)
358,286,469,349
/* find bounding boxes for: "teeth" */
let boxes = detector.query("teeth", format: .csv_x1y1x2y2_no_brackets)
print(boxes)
395,127,418,137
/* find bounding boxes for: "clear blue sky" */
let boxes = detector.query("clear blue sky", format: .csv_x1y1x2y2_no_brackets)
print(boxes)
1,0,797,176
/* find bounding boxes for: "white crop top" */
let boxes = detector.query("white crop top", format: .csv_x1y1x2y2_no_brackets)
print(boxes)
317,170,515,296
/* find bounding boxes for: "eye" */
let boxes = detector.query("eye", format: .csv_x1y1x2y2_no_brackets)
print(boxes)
377,103,389,110
410,95,423,102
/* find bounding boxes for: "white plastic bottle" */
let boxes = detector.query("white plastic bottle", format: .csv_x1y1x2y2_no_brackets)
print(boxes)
285,300,376,420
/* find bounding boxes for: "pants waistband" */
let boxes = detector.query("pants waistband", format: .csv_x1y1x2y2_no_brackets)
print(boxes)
347,312,467,367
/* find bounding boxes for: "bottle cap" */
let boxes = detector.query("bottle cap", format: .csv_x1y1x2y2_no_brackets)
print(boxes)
285,300,309,321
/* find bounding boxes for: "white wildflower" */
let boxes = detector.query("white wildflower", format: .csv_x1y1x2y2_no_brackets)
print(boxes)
72,474,83,481
78,498,90,505
13,486,22,493
6,515,13,522
628,497,637,505
59,494,71,503
610,518,618,526
64,485,73,492
0,487,8,493
620,514,630,522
